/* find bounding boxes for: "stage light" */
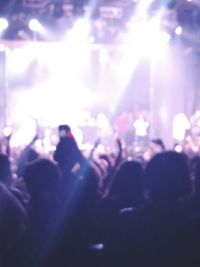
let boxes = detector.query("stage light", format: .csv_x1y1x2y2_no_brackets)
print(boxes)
89,244,104,251
3,126,12,137
127,19,170,57
0,18,8,31
29,19,43,33
175,26,182,35
174,144,182,153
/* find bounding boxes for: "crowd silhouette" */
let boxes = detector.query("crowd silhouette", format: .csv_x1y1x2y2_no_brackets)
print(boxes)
0,124,200,267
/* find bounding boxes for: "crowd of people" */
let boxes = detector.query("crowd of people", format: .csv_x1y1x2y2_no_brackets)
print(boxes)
0,123,200,267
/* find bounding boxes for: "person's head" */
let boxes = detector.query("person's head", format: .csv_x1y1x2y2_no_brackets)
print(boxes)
58,124,71,140
151,138,165,151
145,151,191,203
110,160,144,205
24,158,61,200
54,126,83,175
27,148,39,162
0,153,12,186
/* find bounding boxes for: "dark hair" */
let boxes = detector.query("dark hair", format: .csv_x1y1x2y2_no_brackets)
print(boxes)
0,153,12,186
145,151,190,201
110,160,144,205
151,138,165,150
24,158,61,198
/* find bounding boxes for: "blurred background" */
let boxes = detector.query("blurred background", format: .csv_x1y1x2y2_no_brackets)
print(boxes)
0,0,200,148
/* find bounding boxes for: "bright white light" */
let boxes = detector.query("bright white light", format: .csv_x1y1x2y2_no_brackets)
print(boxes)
74,18,90,36
7,43,94,127
89,244,104,250
127,19,170,58
0,18,8,31
0,44,5,52
136,0,155,19
10,118,37,147
62,19,91,70
172,113,190,141
99,48,109,65
3,126,12,137
29,19,43,33
71,127,83,146
52,42,90,80
148,31,170,59
96,113,110,128
174,144,182,153
7,46,36,76
175,26,182,35
10,79,96,128
134,117,149,136
67,18,91,42
88,36,95,43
